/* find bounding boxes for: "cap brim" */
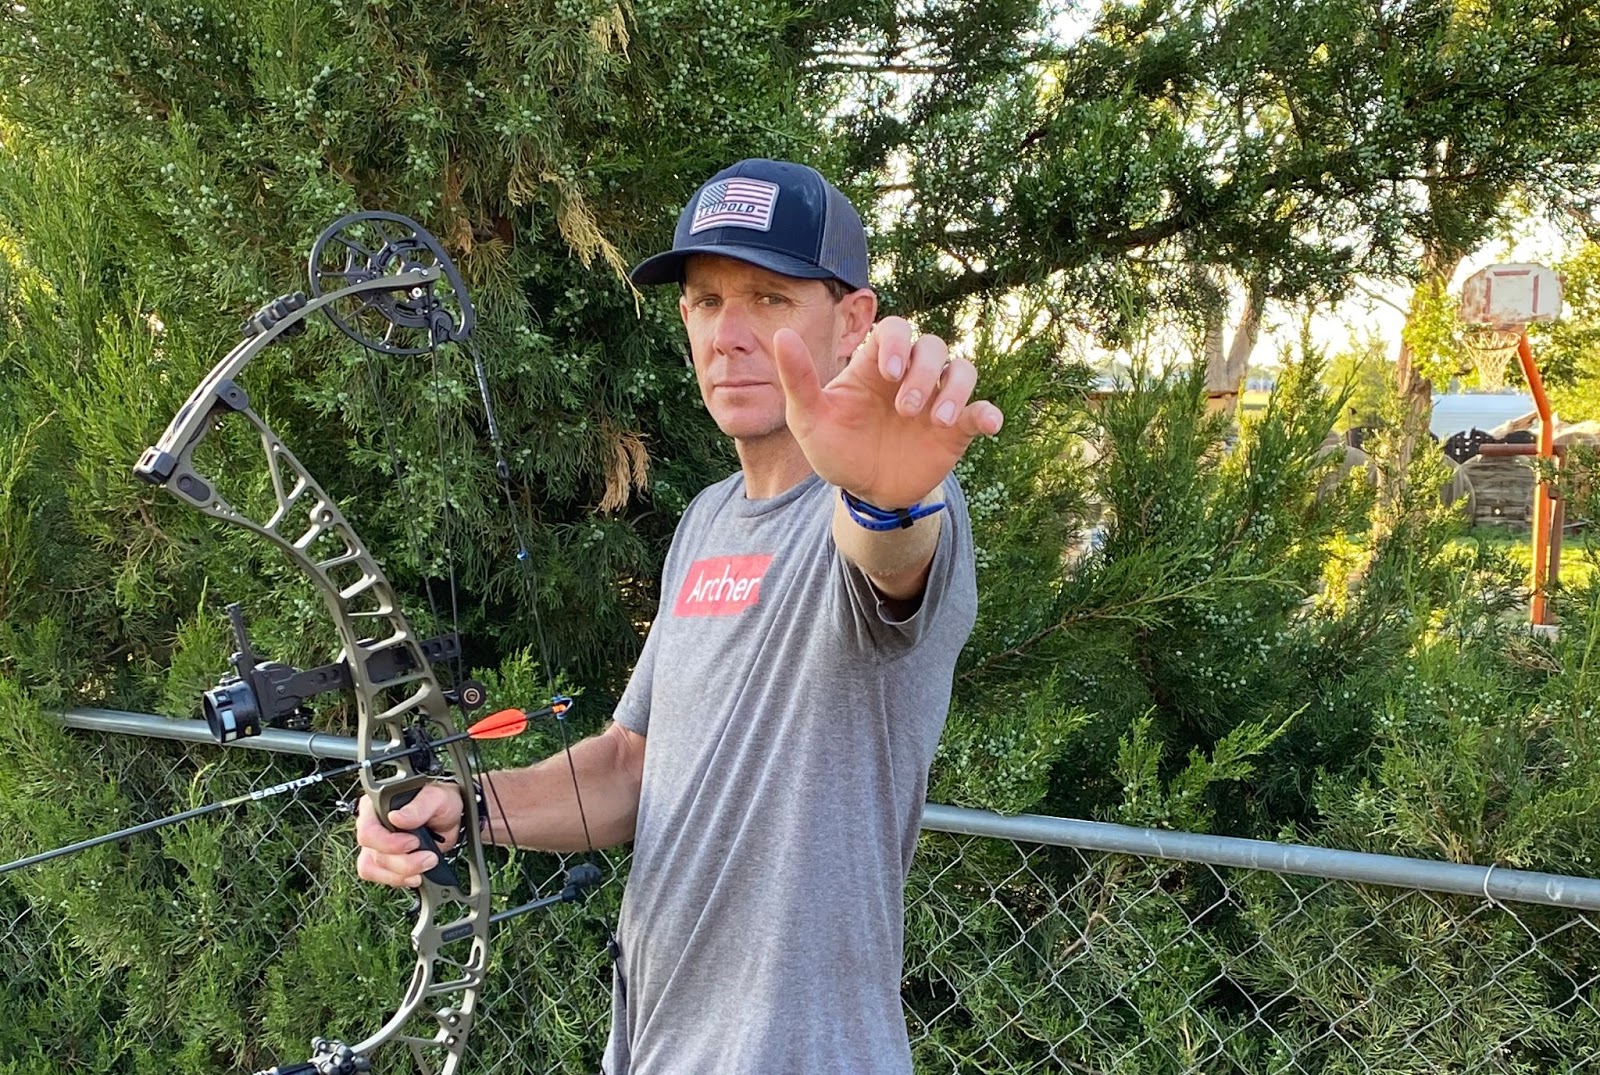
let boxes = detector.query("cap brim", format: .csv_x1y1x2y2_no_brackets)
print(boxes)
628,245,844,288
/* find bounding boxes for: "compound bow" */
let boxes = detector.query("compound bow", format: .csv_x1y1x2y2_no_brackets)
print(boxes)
132,211,599,1075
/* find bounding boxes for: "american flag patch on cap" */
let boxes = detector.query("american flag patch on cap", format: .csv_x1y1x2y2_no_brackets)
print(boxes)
690,178,780,234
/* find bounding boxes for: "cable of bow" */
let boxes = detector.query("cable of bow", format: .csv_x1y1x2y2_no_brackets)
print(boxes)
321,216,606,911
462,334,604,898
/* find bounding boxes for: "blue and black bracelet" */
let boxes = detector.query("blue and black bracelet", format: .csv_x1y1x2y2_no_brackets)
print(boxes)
840,488,947,532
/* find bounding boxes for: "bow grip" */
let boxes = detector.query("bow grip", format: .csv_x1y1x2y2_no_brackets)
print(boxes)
388,786,461,889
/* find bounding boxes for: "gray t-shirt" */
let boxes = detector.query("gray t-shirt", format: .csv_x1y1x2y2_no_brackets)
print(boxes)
602,471,977,1074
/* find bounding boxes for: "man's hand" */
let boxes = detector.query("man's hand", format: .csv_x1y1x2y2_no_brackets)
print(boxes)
773,317,1003,509
355,783,462,889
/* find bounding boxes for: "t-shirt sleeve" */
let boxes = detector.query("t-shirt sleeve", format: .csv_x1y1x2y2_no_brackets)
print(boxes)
833,474,978,653
611,483,723,736
612,618,658,737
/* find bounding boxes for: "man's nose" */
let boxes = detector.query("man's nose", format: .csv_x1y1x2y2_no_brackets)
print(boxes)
711,302,758,356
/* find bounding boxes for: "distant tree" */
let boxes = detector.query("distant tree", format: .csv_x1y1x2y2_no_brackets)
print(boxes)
1540,241,1600,423
1325,333,1397,433
826,0,1600,427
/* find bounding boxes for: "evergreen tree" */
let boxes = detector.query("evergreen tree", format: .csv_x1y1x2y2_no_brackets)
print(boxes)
6,2,1600,1071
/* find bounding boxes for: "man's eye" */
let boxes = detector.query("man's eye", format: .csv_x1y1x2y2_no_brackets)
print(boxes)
693,296,720,309
758,294,789,306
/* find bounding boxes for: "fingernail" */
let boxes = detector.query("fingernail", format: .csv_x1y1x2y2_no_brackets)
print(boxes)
887,355,904,380
902,390,922,413
935,401,957,425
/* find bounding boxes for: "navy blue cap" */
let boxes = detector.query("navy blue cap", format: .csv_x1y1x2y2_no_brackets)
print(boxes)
629,159,869,291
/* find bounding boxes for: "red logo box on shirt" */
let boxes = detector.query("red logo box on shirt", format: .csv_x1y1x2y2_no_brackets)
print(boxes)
674,554,774,617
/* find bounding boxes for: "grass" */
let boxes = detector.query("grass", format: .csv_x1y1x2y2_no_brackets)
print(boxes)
1454,525,1598,590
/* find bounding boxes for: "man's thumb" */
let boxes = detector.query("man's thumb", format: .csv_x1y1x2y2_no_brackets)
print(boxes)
772,328,822,423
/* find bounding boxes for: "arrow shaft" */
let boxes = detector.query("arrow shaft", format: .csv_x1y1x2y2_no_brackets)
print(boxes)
0,727,478,878
1,785,273,875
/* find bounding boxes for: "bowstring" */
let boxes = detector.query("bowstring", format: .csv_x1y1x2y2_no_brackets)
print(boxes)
448,282,614,1075
385,271,609,1036
464,337,600,864
463,334,614,1054
411,314,534,898
353,281,493,884
427,343,467,693
367,268,604,907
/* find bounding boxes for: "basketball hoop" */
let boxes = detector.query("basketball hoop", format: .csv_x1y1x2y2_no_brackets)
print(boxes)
1460,326,1521,391
1457,262,1565,627
1458,263,1560,392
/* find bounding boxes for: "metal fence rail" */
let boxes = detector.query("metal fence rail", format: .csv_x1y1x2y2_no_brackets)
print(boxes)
7,708,1600,1073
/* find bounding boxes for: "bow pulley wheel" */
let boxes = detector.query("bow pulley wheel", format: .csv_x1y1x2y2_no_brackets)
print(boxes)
308,211,475,355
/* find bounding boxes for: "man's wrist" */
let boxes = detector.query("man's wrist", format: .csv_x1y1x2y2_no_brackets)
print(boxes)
840,488,947,531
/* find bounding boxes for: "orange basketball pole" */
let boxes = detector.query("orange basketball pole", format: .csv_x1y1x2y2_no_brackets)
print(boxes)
1516,331,1557,625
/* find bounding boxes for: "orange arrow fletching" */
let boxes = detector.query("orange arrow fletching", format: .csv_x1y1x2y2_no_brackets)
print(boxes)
468,707,530,740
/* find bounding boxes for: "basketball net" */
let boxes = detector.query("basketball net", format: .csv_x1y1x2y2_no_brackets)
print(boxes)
1460,326,1522,391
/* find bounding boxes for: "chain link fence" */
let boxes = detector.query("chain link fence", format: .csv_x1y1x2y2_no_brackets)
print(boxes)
4,709,1599,1073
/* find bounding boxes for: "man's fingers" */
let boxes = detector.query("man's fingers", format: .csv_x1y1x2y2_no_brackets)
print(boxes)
386,797,436,832
356,846,431,889
894,332,950,418
954,400,1005,438
863,317,914,382
388,782,462,837
772,327,824,427
928,358,978,427
354,795,417,855
355,785,460,862
354,788,452,890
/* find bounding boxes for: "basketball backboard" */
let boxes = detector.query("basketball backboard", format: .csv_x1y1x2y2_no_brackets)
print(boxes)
1459,263,1563,329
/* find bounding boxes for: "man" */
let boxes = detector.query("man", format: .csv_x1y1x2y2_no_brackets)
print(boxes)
356,159,1004,1073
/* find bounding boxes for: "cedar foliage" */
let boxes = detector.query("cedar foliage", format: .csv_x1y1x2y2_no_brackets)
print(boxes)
4,0,1600,1071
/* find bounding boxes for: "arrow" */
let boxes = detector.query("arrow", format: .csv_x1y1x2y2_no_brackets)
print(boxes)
0,699,572,877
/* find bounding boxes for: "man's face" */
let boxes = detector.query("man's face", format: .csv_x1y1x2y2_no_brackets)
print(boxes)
679,255,874,443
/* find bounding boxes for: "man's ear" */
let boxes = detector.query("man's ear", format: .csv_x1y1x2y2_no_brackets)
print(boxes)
838,288,878,357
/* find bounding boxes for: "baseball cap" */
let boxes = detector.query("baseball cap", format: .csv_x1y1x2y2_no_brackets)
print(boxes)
628,159,869,291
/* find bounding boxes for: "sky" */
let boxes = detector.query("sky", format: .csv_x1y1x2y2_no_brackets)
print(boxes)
1249,217,1577,373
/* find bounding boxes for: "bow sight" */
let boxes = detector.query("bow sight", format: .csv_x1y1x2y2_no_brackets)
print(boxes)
202,603,486,744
